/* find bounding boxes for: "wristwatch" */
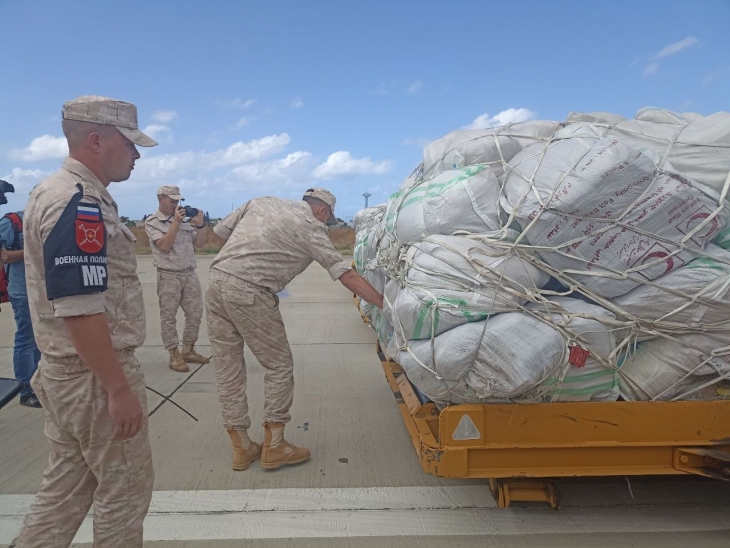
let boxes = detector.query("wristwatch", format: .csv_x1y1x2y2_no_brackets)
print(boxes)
194,223,205,229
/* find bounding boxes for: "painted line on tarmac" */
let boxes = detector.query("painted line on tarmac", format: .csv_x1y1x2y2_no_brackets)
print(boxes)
1,486,728,542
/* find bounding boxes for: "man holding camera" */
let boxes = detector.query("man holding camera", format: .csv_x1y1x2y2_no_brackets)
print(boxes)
145,185,210,372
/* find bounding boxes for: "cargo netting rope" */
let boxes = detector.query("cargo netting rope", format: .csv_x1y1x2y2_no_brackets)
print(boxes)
354,110,730,406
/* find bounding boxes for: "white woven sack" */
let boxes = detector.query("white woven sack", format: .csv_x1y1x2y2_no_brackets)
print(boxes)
612,245,730,332
389,286,492,341
353,206,383,232
353,233,370,274
370,308,395,355
386,234,549,340
563,108,730,195
363,267,387,295
502,136,727,298
354,207,384,273
397,311,565,405
520,298,619,403
423,121,560,179
390,164,504,244
618,332,730,401
396,319,484,406
397,298,619,405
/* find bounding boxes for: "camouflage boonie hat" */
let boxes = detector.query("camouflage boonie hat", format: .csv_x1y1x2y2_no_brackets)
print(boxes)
157,185,184,200
62,95,158,147
304,188,337,223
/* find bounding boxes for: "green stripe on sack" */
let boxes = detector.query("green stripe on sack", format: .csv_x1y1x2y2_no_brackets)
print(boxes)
400,192,428,209
548,380,618,396
541,367,615,386
354,236,369,271
687,257,725,270
433,165,487,192
557,368,616,383
433,296,489,322
714,226,730,250
398,165,488,211
412,300,439,340
383,191,404,227
411,296,490,339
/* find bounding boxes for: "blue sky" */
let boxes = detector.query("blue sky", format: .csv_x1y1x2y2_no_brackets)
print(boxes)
1,0,729,221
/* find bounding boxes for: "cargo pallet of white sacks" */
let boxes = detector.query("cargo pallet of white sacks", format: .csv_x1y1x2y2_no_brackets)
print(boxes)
354,108,730,507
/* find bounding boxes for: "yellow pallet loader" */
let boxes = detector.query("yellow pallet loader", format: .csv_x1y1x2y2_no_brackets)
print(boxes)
356,296,730,508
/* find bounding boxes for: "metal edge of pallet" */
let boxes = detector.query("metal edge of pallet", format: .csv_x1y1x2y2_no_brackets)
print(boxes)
379,354,730,482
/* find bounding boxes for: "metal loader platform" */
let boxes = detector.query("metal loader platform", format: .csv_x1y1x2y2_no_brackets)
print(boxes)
356,295,730,509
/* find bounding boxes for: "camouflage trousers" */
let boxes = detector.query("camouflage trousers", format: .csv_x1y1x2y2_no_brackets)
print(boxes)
206,270,294,430
16,352,154,548
157,269,203,349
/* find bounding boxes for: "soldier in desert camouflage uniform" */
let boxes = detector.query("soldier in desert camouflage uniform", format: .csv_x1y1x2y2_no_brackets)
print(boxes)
145,185,209,372
207,188,384,471
13,96,157,548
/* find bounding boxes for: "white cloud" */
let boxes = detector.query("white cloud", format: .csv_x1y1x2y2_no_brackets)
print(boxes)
134,133,291,179
656,36,700,59
9,128,396,219
464,108,537,130
703,67,730,87
642,36,700,77
1,167,51,197
9,135,67,161
119,152,315,204
151,110,178,123
290,97,304,109
218,135,290,165
406,81,423,94
236,116,256,128
142,124,171,140
3,167,50,184
133,152,199,180
221,97,256,110
225,151,314,189
643,62,660,76
312,151,392,180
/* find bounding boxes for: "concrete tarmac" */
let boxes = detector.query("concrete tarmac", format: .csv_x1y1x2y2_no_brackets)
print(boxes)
0,256,729,546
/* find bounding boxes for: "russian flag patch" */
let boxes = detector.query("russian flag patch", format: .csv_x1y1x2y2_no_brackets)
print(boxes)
75,203,104,254
77,205,101,221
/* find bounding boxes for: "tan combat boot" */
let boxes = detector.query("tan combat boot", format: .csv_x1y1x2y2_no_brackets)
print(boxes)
260,423,311,470
227,429,262,471
168,347,190,372
182,343,211,364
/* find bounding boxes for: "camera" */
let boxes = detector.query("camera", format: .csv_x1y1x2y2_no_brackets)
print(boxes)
181,205,199,219
0,180,14,206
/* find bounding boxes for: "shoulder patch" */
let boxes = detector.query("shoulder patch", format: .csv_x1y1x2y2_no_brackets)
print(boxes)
75,204,104,253
44,191,108,300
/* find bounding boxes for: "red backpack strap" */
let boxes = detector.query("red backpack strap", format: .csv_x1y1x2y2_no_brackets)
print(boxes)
2,213,22,251
4,212,21,232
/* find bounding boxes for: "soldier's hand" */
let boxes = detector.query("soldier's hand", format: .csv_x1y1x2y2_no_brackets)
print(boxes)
108,387,144,440
172,207,186,225
0,247,7,263
191,209,204,226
